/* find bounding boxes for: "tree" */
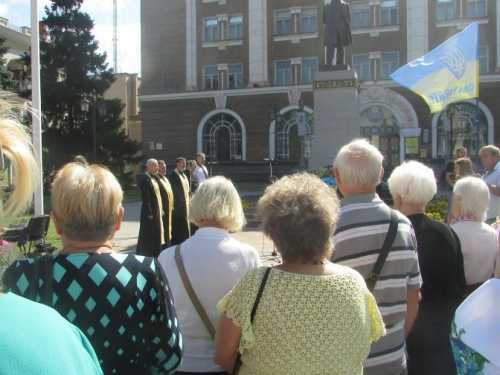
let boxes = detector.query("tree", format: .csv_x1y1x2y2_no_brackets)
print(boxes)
37,0,142,187
0,37,17,90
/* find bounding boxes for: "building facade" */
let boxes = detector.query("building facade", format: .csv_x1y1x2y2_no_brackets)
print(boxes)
140,0,500,178
0,17,31,97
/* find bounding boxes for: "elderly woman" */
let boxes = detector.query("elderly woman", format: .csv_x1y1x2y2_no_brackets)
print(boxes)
158,176,261,374
388,161,466,375
3,161,183,374
0,99,102,374
450,177,499,295
214,173,385,375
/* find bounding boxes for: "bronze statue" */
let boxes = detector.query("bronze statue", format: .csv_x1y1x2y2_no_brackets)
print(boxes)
324,0,353,67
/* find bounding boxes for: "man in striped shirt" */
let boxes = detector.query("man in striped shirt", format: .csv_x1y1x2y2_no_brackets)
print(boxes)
332,139,421,375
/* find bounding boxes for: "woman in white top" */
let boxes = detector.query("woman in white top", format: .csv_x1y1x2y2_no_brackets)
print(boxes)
158,176,261,374
450,177,500,295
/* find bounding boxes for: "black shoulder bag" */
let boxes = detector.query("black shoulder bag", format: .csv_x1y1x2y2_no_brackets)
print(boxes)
231,267,271,375
366,209,398,292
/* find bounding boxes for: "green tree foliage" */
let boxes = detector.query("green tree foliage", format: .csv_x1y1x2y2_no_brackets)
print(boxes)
0,37,16,90
37,0,142,187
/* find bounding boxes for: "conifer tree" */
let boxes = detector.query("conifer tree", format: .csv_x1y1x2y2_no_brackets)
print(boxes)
38,0,142,186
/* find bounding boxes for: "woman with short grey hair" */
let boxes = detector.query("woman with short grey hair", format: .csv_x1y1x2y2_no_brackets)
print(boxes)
158,176,261,374
388,160,466,375
451,176,499,295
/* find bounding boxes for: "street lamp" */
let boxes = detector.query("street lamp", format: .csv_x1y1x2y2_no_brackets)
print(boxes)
81,96,106,163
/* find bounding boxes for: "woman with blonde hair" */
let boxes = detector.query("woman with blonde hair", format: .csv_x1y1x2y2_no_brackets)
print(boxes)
3,160,183,374
158,176,261,374
0,98,103,374
214,173,385,374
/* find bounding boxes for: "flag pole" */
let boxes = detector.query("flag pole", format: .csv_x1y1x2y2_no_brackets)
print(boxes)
31,0,44,215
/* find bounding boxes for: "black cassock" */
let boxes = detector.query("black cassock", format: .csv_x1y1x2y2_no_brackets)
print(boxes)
136,173,163,257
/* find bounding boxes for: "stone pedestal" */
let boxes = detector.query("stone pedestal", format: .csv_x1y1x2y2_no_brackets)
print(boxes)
310,70,360,171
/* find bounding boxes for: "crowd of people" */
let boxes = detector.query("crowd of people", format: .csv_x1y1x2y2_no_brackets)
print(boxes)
0,94,499,374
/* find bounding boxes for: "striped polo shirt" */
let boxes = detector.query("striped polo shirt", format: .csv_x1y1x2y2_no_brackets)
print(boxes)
333,193,421,375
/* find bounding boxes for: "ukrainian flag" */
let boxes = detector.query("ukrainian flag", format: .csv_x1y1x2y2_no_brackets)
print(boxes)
390,23,479,113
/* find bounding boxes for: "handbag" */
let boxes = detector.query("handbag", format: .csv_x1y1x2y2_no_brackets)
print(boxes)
231,267,271,375
175,244,216,339
366,209,398,292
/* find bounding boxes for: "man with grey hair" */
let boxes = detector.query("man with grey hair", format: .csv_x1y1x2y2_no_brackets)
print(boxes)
480,145,500,223
137,158,164,257
194,152,209,185
332,139,421,375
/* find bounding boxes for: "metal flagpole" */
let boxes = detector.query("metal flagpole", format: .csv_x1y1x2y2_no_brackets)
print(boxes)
31,0,44,215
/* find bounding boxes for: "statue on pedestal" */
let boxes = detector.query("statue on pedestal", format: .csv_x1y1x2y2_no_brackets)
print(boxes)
323,0,353,68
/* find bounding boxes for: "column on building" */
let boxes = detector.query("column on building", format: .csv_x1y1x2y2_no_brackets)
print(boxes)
497,0,500,71
248,0,268,87
406,0,428,62
186,0,197,91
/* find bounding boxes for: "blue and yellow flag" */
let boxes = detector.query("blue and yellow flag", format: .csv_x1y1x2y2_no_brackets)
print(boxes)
390,23,479,113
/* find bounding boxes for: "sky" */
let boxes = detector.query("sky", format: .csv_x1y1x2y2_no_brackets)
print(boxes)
0,0,141,75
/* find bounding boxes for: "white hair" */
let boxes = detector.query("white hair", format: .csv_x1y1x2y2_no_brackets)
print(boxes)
146,158,158,167
333,138,383,188
388,161,437,206
189,176,246,232
453,177,489,222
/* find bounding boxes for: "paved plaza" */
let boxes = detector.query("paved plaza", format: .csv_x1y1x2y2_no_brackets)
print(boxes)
114,199,282,267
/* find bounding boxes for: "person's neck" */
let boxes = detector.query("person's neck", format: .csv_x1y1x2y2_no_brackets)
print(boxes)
176,168,184,173
275,258,343,276
58,240,114,255
340,186,376,198
197,220,228,230
398,203,425,217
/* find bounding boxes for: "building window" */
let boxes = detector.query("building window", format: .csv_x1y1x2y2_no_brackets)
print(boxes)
437,102,487,157
203,113,243,161
437,0,455,21
276,61,292,86
353,55,370,80
274,109,314,165
380,0,398,26
228,15,243,39
381,52,399,79
275,10,291,35
301,7,317,33
301,58,317,84
204,18,219,41
467,0,486,18
228,64,243,89
479,46,488,74
352,2,370,28
204,66,219,90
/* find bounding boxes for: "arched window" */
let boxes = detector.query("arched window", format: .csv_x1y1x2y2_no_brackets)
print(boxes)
437,102,487,158
360,105,400,173
202,112,243,161
276,109,314,166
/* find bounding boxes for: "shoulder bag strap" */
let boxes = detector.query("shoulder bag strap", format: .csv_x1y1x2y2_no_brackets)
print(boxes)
232,267,272,375
174,244,215,340
366,209,399,292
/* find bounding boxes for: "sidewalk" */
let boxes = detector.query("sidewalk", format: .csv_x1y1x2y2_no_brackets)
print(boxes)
114,199,281,267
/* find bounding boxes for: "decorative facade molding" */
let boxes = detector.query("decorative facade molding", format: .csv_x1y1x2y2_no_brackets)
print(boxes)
360,87,419,129
214,95,227,109
288,89,302,105
314,78,360,91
